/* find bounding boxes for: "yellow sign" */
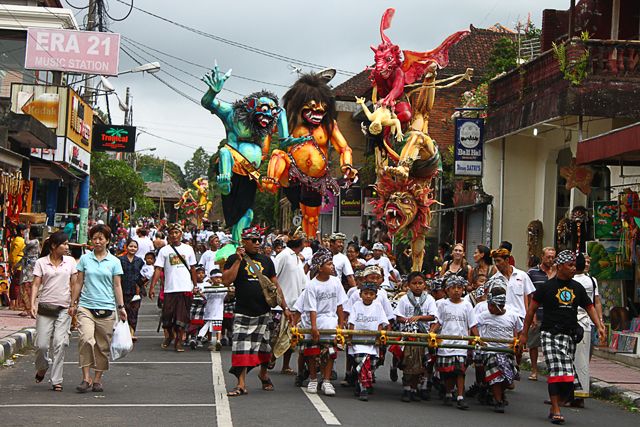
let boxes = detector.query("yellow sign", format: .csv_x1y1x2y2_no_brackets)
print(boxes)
20,93,60,129
66,88,93,153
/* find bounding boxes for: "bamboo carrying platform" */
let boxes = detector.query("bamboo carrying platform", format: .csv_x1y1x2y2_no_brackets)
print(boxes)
289,328,519,354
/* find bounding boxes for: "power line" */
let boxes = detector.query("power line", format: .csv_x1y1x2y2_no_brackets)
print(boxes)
120,35,290,89
137,128,215,153
102,0,133,22
64,0,90,10
112,0,356,76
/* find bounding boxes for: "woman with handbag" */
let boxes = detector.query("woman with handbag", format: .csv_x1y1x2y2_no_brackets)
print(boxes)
30,231,77,391
69,224,126,393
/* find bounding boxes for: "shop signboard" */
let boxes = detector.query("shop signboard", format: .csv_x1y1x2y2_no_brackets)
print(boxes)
320,191,336,215
11,84,67,134
92,124,136,152
454,117,484,177
25,28,120,76
593,200,622,240
66,89,93,153
64,140,91,174
340,186,362,217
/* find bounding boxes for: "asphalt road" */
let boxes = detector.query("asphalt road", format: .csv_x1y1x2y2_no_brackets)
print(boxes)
1,301,638,426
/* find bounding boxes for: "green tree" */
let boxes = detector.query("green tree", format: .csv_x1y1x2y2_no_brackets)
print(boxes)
136,154,187,188
90,152,151,211
183,147,211,184
484,37,518,82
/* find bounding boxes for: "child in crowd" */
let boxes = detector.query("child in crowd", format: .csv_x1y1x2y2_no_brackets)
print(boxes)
431,277,447,304
292,288,309,388
476,287,523,413
140,252,156,294
201,269,227,351
188,265,208,349
431,275,478,410
348,282,389,401
394,272,438,402
388,276,410,384
466,284,491,401
221,284,235,346
304,248,347,396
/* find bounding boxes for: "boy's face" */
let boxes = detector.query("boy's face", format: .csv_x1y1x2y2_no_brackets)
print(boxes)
365,273,383,285
211,276,223,285
432,289,445,300
448,284,464,300
144,255,155,265
488,303,504,315
409,276,426,295
196,270,206,282
360,289,377,305
319,260,334,276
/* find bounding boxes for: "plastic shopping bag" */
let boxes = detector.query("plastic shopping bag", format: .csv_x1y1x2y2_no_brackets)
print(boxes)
111,320,134,361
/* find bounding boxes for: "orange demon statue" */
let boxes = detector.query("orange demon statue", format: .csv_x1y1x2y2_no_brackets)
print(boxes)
263,72,357,237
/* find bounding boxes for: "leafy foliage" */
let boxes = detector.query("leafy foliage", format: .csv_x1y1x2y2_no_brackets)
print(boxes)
552,31,590,86
136,154,187,188
183,147,211,184
484,37,518,82
90,152,151,211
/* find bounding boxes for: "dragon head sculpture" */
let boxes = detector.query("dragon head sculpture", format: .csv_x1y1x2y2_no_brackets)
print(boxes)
233,90,281,142
369,8,402,81
283,73,336,135
372,174,437,237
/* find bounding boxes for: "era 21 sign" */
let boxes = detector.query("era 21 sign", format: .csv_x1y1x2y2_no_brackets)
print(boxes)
25,28,120,76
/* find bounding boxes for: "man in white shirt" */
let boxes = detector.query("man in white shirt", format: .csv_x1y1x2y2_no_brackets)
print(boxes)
134,228,155,260
491,248,535,320
329,232,355,289
366,242,397,290
200,235,220,276
149,223,198,352
272,229,307,374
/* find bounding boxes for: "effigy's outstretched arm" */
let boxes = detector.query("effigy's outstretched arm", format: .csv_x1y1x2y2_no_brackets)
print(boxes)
201,63,234,123
355,97,375,121
329,121,357,180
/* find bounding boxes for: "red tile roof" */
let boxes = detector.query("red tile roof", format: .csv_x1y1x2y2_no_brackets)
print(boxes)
334,25,517,99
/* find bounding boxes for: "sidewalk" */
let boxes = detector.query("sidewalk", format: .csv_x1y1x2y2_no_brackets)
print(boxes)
0,306,36,363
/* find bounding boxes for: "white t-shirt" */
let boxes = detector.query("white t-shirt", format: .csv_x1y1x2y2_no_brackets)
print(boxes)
293,289,310,329
348,300,388,356
473,300,489,319
200,249,218,276
183,232,193,242
346,287,395,321
274,247,306,308
494,267,535,319
155,243,196,293
303,276,348,330
573,273,599,330
301,246,313,263
333,252,354,280
135,236,155,260
366,256,394,290
477,308,523,349
202,285,227,321
140,264,154,281
394,292,438,329
436,299,477,356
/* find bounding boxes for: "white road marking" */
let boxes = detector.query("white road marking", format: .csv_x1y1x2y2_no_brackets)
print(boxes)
63,361,212,364
301,388,341,425
0,404,215,408
211,351,233,426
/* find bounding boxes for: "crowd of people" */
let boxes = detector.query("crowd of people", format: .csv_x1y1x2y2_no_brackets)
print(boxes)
21,218,606,424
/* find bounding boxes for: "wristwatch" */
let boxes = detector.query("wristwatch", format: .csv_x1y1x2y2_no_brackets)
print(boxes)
117,304,125,309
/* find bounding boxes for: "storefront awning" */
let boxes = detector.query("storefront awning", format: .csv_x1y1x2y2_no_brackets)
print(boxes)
0,147,27,170
7,112,57,150
30,158,81,182
576,122,640,166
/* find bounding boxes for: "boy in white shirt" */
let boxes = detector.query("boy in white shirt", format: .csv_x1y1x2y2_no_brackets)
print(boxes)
303,248,347,396
394,272,437,402
431,275,478,410
348,282,388,401
200,269,227,351
476,287,523,413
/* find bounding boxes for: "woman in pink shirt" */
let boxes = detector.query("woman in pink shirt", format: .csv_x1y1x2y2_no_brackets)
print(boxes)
30,231,78,392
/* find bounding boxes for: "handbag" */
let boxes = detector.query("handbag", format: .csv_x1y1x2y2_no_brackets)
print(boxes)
37,302,65,317
243,255,282,309
89,309,114,318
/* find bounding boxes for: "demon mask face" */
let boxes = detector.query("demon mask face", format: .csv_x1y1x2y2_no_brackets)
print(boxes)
302,100,327,126
371,42,401,79
233,90,280,141
384,191,417,234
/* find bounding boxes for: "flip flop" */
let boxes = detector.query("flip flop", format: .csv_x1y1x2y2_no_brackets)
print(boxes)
35,370,47,383
528,373,538,381
51,384,63,392
227,387,248,397
280,368,297,375
550,414,565,425
260,376,274,391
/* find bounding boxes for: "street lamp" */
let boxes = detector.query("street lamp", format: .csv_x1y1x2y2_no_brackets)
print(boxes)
132,147,156,172
118,62,161,75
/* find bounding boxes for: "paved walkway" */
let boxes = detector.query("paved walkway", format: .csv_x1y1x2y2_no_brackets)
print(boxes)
0,307,35,339
591,356,640,394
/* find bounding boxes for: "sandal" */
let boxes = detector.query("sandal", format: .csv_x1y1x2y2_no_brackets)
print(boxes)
226,387,248,397
18,311,29,317
260,376,274,391
35,370,47,383
51,384,63,392
175,341,185,352
528,373,538,381
92,383,103,392
267,360,276,370
76,380,93,393
161,336,172,349
550,414,565,425
280,368,296,376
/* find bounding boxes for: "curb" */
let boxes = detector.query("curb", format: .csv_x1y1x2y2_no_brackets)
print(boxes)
590,378,640,410
0,328,36,364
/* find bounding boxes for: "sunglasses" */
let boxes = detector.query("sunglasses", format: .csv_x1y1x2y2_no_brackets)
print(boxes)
250,238,261,244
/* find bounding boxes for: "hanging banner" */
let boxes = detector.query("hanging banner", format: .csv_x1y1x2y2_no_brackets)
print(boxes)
92,124,137,152
593,200,621,240
25,28,120,76
454,117,484,176
340,186,362,217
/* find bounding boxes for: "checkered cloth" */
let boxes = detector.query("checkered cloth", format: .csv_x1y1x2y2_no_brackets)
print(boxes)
436,355,467,374
483,352,518,386
190,296,206,324
230,313,272,375
541,331,576,383
352,353,377,389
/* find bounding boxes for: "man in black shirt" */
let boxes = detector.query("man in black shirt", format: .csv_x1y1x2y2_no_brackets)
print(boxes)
222,227,290,397
521,250,605,425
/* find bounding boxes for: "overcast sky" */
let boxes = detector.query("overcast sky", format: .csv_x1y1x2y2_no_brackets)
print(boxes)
78,0,567,167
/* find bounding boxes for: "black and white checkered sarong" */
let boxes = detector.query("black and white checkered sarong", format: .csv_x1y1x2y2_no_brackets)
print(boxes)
541,331,576,382
230,313,271,376
189,296,206,322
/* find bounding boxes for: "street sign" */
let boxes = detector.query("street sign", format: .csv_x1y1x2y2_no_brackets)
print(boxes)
340,186,362,217
454,117,484,176
25,28,120,76
92,124,137,152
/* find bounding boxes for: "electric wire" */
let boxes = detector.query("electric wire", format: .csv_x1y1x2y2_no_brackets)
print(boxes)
102,0,133,22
